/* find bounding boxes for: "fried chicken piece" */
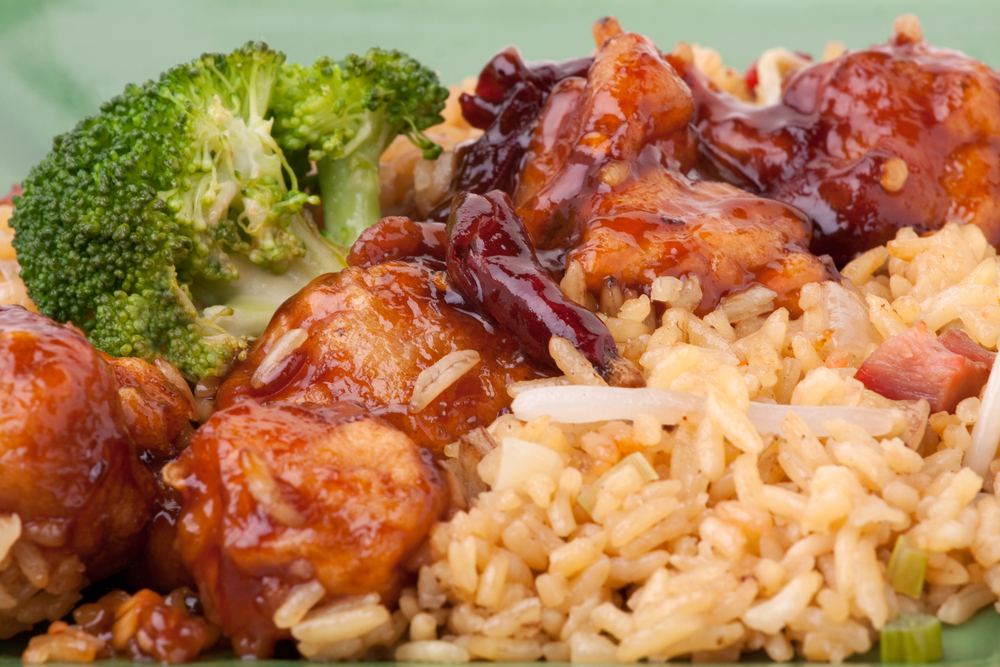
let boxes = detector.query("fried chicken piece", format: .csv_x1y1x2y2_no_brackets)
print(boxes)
163,400,446,658
0,306,155,637
675,16,1000,265
514,27,835,313
101,356,196,593
104,355,194,466
216,261,549,452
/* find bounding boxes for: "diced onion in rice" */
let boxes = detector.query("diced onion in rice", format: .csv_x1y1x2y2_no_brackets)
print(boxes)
492,438,564,493
802,282,880,367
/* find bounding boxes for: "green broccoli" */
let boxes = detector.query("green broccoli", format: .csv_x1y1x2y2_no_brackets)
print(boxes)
10,41,446,379
271,48,449,246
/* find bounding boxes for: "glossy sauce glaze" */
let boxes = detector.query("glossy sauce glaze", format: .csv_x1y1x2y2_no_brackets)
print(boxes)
63,588,217,663
112,590,216,663
100,355,198,595
164,401,445,658
216,261,549,452
675,28,1000,265
512,28,835,313
0,306,154,582
104,355,194,467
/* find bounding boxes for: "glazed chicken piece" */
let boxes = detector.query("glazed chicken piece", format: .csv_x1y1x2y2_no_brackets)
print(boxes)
514,25,836,313
104,355,194,466
676,17,1000,265
163,400,446,658
102,356,197,594
216,261,549,452
0,306,155,638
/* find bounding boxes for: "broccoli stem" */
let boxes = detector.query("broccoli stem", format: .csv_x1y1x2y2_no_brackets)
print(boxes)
316,138,384,248
191,213,345,339
209,294,291,338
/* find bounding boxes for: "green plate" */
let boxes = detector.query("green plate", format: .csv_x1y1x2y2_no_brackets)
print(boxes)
2,0,1000,664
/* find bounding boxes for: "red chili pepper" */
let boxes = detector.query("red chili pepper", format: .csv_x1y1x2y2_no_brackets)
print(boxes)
446,190,642,387
428,50,593,221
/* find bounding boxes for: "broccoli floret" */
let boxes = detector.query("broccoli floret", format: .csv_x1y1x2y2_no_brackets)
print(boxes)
271,48,449,246
10,41,348,379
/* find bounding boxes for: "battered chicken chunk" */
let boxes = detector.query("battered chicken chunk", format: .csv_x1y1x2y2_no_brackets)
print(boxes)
163,400,446,658
676,17,1000,264
102,356,196,593
514,27,836,313
0,306,155,637
104,355,194,465
216,261,548,452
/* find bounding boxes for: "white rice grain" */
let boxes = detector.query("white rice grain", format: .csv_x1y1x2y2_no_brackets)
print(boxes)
273,580,326,629
0,515,21,564
410,350,481,413
937,583,994,624
742,571,823,635
291,603,391,644
251,328,307,389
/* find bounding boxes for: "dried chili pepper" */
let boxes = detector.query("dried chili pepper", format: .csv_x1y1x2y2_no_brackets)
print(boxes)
428,49,592,220
446,190,642,387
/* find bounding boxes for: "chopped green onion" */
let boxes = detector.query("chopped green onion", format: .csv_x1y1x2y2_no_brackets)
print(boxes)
577,452,658,518
880,612,942,663
887,535,929,599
